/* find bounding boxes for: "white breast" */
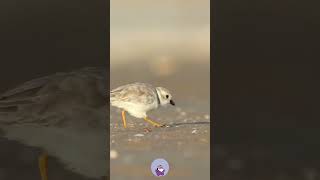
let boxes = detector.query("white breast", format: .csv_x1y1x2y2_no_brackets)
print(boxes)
111,100,158,118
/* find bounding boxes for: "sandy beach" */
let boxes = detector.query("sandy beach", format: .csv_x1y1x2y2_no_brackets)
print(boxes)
110,61,211,180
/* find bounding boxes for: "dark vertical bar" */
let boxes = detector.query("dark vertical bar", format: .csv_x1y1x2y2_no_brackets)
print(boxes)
0,0,109,179
106,0,110,179
213,0,320,179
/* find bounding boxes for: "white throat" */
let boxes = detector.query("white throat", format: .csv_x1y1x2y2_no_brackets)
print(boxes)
155,88,162,105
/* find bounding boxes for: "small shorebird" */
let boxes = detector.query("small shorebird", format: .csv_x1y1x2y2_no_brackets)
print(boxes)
0,67,107,180
110,82,175,128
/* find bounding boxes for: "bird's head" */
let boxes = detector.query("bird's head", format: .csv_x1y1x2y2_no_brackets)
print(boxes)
156,87,175,106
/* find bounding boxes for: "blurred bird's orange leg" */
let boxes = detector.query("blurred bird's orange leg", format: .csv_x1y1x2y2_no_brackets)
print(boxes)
143,117,163,127
38,152,48,180
121,110,127,128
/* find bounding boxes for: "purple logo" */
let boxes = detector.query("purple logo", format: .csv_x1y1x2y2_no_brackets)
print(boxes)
151,158,169,177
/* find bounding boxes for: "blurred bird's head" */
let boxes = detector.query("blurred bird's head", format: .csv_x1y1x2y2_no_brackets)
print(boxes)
156,87,175,106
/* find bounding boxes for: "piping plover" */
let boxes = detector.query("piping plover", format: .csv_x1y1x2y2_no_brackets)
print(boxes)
110,82,175,128
0,67,107,180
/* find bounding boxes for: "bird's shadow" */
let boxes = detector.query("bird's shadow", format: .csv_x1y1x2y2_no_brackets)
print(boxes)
165,121,210,128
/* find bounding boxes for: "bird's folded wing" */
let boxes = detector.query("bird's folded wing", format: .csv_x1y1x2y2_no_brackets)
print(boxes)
110,84,156,105
0,75,56,100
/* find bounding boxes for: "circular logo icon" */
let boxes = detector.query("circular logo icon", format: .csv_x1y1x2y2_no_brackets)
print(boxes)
150,158,169,177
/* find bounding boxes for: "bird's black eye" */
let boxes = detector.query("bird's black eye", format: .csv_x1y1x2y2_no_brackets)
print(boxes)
166,95,169,99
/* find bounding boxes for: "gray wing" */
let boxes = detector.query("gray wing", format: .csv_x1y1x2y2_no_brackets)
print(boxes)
0,75,55,113
0,67,107,127
0,75,53,100
110,82,157,105
0,74,57,125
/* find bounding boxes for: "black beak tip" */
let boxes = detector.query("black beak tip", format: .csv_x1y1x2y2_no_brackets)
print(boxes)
170,100,175,106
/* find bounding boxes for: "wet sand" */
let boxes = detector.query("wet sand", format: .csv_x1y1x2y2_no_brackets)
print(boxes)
110,106,210,180
110,61,211,179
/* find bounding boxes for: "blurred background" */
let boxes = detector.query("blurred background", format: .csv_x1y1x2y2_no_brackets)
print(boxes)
111,0,210,64
0,0,107,93
110,0,210,103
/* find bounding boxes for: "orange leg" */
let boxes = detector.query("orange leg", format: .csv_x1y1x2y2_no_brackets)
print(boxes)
143,116,163,127
38,152,48,180
121,110,127,128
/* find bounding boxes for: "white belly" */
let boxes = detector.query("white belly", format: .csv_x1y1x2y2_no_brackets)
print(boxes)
111,101,158,118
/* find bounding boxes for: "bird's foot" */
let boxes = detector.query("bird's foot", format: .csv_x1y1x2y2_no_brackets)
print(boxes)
143,117,165,128
155,123,167,128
